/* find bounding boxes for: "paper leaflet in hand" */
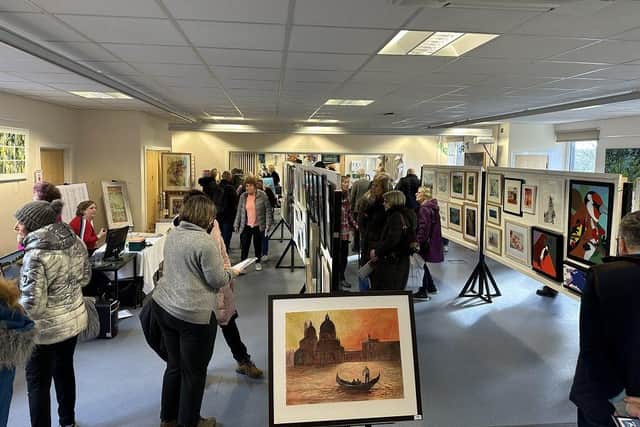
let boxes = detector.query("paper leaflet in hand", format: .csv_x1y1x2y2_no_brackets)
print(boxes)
232,257,258,271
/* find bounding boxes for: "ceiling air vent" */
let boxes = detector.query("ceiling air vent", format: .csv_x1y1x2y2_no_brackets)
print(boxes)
389,0,582,10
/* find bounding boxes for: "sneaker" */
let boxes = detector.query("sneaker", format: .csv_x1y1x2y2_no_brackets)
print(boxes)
160,421,177,427
341,280,352,289
412,290,431,300
444,245,449,253
255,263,263,271
536,286,558,298
261,254,269,262
236,361,264,379
426,286,439,294
197,417,216,427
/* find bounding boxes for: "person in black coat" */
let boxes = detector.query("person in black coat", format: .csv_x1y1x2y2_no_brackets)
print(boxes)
267,165,280,187
368,190,415,291
218,171,239,250
395,168,420,210
570,210,640,427
359,175,393,269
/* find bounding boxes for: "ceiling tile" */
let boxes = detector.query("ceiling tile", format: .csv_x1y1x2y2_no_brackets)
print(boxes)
289,26,395,54
80,61,140,75
408,7,536,33
0,72,27,82
163,0,289,24
105,44,201,64
45,41,118,61
362,56,451,73
30,0,165,17
552,40,640,64
467,35,596,60
57,16,186,45
47,81,112,91
578,65,640,80
180,21,284,50
294,0,417,28
153,75,220,88
199,48,282,68
538,78,607,90
436,57,606,79
212,66,281,81
285,69,351,83
18,71,92,84
0,12,86,42
286,52,368,71
0,0,40,12
225,80,278,91
127,63,210,78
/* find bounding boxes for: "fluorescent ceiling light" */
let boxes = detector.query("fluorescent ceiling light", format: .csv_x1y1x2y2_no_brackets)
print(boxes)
305,118,342,123
206,114,245,120
378,30,498,56
70,91,132,99
324,99,374,106
569,105,601,111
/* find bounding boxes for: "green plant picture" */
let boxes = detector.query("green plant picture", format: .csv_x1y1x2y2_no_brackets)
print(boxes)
605,148,640,182
0,130,27,180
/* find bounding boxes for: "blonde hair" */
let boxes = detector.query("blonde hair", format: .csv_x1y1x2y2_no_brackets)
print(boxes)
417,186,433,200
383,190,406,208
0,276,21,311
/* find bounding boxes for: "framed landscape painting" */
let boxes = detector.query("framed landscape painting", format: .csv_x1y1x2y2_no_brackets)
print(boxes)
487,173,502,205
451,172,465,199
448,203,463,232
436,172,449,199
101,180,133,229
505,221,529,265
567,180,614,265
503,177,524,216
162,152,192,192
531,227,563,282
269,293,422,427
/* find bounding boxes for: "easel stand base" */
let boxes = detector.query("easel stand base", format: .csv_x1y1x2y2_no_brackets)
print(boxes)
268,218,290,243
275,239,305,272
458,256,501,303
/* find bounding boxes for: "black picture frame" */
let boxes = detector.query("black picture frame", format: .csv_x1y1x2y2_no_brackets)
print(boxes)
530,227,564,282
268,292,423,427
566,179,615,266
503,177,524,217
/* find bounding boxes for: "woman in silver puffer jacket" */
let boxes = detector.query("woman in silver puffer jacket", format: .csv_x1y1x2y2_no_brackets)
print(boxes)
15,199,90,427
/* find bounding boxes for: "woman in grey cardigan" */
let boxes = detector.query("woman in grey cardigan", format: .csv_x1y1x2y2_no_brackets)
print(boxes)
151,194,236,427
234,176,273,271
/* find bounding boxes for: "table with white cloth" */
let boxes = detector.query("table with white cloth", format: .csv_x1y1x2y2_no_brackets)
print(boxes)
93,234,166,295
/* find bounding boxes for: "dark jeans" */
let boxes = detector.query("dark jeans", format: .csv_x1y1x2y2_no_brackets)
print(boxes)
220,222,233,251
420,263,437,293
240,226,262,262
26,335,78,427
262,231,269,256
352,214,360,251
0,367,15,427
339,240,350,281
577,408,616,427
153,301,217,427
220,313,250,364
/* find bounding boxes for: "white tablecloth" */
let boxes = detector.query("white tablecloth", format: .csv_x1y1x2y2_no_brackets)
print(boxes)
94,235,166,294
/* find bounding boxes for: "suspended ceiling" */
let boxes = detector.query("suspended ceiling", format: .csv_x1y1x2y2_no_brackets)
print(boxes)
2,0,640,132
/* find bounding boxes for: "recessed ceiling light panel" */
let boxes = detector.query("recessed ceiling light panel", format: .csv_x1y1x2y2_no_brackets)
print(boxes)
378,30,499,56
324,99,374,106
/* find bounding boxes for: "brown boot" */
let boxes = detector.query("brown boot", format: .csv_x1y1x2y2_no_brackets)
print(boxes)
197,417,216,427
236,360,264,379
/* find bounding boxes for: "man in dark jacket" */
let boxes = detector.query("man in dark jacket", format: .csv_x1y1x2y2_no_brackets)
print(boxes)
218,171,239,250
395,169,420,210
570,210,640,427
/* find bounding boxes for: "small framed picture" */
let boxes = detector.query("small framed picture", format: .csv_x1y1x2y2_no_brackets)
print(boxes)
487,204,501,225
563,262,587,295
503,178,524,217
485,225,502,256
436,172,449,199
162,152,193,192
487,173,502,205
168,194,184,217
439,201,448,228
505,220,530,265
463,204,478,243
612,416,640,427
421,169,435,196
465,172,478,202
448,202,463,232
450,172,465,199
531,227,564,282
522,185,537,215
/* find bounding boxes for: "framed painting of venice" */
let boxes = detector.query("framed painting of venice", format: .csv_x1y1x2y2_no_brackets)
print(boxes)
269,293,422,427
567,180,614,265
531,227,563,282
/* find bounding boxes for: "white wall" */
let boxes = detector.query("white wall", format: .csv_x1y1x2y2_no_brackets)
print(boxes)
0,92,79,254
555,115,640,173
507,122,565,170
171,132,440,178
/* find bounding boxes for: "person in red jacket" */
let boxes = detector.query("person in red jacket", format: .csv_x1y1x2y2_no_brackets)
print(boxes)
69,200,106,254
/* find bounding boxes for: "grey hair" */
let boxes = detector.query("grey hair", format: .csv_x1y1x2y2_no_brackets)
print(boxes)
620,210,640,249
383,190,406,209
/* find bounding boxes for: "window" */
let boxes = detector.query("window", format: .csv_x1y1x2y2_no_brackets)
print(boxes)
569,140,597,172
447,141,465,166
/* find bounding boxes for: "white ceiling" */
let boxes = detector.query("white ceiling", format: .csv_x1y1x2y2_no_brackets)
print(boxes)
1,0,640,131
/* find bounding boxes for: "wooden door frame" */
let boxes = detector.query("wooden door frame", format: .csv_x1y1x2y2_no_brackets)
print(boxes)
141,145,170,232
38,143,73,183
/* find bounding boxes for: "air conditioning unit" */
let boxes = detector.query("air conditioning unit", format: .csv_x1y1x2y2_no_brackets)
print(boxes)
389,0,580,9
473,136,496,145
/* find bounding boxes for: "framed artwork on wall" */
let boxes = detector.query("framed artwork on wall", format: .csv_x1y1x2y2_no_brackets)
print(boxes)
465,172,478,202
448,202,463,232
451,172,465,199
487,173,502,205
562,261,588,295
421,169,435,197
522,185,537,215
436,172,449,199
464,152,485,167
486,226,502,256
538,178,565,233
439,201,448,228
161,152,192,192
463,204,478,243
101,180,134,229
168,194,184,217
531,227,563,282
0,128,27,182
567,180,614,265
505,221,530,265
503,177,524,216
269,292,422,427
487,205,501,225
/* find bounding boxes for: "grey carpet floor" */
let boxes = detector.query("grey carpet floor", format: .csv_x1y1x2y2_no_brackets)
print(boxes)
8,237,580,427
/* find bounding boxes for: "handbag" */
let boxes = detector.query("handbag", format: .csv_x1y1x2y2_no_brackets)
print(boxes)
406,254,425,292
358,260,375,280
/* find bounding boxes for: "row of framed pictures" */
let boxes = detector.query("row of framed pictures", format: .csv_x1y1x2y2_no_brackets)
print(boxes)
487,173,554,220
440,202,479,244
422,170,479,202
